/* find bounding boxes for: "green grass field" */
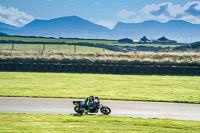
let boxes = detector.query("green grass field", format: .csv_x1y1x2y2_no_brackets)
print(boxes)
0,36,180,50
0,113,199,133
0,43,108,52
0,36,116,44
0,72,199,103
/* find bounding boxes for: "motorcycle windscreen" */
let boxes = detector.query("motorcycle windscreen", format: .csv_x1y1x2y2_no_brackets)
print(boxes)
73,101,82,105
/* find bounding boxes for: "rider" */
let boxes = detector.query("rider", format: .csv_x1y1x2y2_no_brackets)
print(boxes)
82,96,98,114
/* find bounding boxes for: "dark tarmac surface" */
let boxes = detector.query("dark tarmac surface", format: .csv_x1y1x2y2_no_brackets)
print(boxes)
0,97,200,121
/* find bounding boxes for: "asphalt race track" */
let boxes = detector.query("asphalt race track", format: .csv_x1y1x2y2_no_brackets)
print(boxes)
0,97,200,121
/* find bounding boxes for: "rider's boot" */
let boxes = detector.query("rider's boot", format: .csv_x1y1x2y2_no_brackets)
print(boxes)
84,109,88,114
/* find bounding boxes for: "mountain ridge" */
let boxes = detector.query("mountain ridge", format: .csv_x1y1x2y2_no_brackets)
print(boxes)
0,22,20,30
1,16,200,42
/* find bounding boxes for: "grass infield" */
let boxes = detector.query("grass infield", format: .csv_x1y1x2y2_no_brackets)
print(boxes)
0,72,200,103
0,43,109,52
0,113,200,133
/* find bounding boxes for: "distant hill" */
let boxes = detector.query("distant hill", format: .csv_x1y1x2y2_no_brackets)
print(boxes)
0,22,20,30
11,16,112,39
1,16,200,42
0,22,20,36
113,20,200,42
0,32,9,36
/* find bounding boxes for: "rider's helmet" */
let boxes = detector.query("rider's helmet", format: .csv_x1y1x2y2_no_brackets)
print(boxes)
90,95,95,101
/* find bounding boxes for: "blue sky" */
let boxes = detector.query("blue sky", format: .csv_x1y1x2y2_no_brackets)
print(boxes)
0,0,200,28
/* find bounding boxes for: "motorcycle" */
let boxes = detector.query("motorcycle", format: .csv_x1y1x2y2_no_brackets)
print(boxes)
73,99,111,115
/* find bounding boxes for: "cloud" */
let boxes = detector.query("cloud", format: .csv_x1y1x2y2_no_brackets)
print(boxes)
185,2,200,17
116,9,136,19
96,20,115,29
150,4,170,17
142,1,200,23
0,6,34,27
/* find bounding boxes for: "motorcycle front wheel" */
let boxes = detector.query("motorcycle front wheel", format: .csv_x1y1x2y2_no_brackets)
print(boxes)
100,107,111,115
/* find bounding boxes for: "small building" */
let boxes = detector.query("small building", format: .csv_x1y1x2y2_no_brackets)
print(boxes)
152,36,177,44
118,38,133,44
139,36,150,43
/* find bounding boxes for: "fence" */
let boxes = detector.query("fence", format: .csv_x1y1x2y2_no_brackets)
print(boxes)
0,43,106,53
0,62,200,75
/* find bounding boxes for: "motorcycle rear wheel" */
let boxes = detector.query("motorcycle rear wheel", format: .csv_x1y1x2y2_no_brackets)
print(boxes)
74,106,83,114
100,107,111,115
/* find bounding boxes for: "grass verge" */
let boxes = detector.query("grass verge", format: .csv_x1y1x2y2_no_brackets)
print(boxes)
0,113,200,133
1,50,200,66
0,72,200,103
